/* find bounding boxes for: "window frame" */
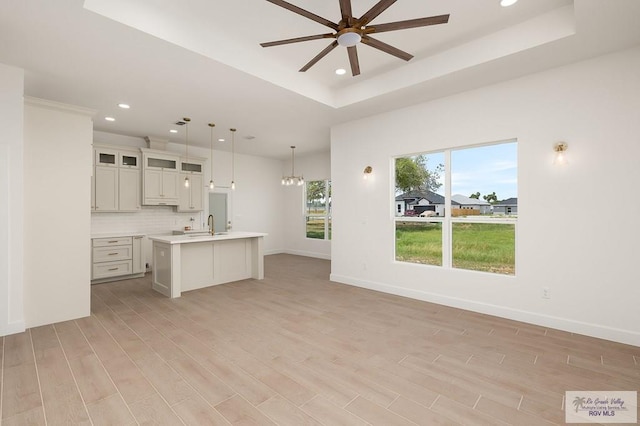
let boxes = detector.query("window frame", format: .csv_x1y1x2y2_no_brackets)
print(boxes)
393,140,517,275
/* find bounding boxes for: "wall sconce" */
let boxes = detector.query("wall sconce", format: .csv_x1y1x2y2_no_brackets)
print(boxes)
553,142,568,166
363,165,373,180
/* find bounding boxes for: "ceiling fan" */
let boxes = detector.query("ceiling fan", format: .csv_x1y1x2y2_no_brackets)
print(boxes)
260,0,450,76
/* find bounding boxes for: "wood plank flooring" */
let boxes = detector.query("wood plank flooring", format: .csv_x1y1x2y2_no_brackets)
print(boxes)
1,254,638,425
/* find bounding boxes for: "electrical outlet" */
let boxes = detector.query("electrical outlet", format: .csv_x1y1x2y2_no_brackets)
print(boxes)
542,287,551,299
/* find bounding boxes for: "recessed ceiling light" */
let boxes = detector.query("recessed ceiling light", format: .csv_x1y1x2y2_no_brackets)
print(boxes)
105,117,115,122
335,68,347,75
169,129,178,134
117,103,130,109
500,0,518,6
218,138,225,142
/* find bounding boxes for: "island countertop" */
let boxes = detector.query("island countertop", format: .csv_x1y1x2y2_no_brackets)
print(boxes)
148,231,267,245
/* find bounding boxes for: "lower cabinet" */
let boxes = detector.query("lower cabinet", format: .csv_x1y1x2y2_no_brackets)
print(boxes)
132,235,145,274
91,235,145,283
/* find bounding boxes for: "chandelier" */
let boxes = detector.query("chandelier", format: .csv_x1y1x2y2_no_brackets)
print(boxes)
282,145,304,186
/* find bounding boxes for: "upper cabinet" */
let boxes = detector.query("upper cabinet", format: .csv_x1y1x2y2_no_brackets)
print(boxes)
178,158,205,212
141,149,180,206
92,146,205,210
93,145,141,212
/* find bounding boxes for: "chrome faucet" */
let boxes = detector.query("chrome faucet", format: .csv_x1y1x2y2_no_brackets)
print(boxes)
207,214,214,235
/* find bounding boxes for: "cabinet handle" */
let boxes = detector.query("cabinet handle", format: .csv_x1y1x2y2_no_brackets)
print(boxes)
108,240,119,243
108,267,119,271
108,252,118,256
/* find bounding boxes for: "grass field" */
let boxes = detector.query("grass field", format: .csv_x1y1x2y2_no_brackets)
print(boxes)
396,221,515,275
306,217,330,239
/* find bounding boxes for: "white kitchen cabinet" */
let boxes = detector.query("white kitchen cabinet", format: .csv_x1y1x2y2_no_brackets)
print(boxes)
119,167,141,211
142,149,179,206
132,235,145,274
94,165,118,211
95,147,118,167
91,235,145,283
117,150,141,212
144,168,178,205
178,158,205,212
92,145,141,212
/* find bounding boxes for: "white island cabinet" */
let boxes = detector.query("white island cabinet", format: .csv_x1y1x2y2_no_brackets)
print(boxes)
149,232,266,298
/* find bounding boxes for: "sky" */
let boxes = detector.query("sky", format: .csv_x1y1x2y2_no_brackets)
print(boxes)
420,141,518,200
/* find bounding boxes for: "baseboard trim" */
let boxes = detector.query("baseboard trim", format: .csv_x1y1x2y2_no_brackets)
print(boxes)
282,250,331,260
0,320,26,337
330,273,640,347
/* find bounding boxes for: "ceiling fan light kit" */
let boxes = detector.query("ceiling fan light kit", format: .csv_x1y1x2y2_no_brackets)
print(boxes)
261,0,450,76
337,29,361,47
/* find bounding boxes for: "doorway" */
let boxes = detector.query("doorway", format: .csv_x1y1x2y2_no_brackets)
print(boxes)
209,191,229,233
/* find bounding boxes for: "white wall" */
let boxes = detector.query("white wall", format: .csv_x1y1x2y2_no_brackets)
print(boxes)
282,150,331,259
0,63,25,336
231,151,285,254
91,132,285,256
23,98,94,328
331,46,640,346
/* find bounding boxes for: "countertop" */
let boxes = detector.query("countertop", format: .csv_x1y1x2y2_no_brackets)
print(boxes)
148,232,267,245
91,232,146,239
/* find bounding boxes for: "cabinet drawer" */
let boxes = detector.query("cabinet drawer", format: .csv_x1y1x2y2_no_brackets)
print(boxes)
92,260,133,279
93,237,133,247
93,245,132,263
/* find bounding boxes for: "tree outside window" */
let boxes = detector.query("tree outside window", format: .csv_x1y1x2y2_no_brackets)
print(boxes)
306,180,331,240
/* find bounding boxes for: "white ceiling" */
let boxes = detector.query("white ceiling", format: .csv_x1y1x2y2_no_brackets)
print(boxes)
1,0,640,159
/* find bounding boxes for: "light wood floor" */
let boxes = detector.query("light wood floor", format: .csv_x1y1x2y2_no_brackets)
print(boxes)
2,254,638,425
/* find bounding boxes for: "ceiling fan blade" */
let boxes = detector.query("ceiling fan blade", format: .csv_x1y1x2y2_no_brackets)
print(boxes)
369,14,449,34
266,0,338,30
299,41,339,72
339,0,353,25
359,0,397,26
261,33,335,48
347,46,360,76
361,35,413,61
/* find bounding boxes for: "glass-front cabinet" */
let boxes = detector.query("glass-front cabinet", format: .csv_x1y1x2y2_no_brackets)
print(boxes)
141,149,180,206
92,145,141,212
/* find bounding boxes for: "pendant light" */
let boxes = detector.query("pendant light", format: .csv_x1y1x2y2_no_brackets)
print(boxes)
183,117,191,188
282,146,304,186
208,123,215,190
230,128,236,190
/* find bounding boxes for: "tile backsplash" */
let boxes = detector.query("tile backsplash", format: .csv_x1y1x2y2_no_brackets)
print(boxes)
91,206,206,236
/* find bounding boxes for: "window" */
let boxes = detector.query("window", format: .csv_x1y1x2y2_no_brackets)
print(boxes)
305,180,331,240
394,141,517,275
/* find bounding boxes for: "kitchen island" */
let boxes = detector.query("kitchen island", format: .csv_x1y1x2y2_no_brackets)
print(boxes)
148,232,267,298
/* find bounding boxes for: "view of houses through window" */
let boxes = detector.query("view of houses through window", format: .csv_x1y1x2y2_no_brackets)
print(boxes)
305,180,331,240
394,141,517,275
